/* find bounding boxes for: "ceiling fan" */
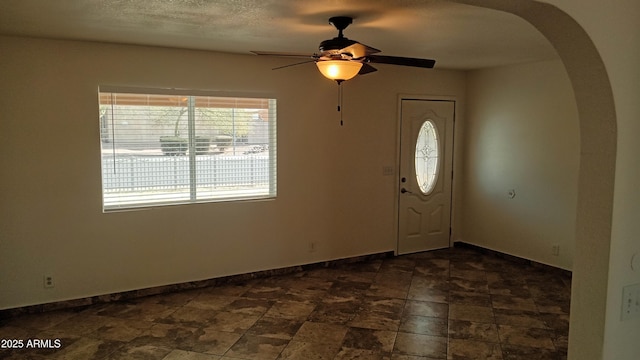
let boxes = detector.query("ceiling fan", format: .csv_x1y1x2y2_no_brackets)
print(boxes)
251,16,436,83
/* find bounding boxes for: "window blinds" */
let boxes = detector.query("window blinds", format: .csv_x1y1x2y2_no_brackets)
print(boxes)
98,90,277,210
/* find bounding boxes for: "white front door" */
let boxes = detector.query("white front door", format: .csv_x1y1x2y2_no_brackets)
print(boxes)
397,99,455,254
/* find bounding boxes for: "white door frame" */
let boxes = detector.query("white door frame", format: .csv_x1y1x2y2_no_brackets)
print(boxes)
395,94,458,255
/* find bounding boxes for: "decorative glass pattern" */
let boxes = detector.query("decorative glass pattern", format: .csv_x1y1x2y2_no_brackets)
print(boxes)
415,120,439,194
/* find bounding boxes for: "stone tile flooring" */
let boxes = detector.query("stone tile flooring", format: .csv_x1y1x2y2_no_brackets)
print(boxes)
0,246,571,359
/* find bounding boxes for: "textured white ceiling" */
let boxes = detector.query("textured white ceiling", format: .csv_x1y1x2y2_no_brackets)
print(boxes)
0,0,559,69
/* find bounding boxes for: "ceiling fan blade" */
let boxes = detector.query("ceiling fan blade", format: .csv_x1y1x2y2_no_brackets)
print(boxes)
251,50,317,59
367,55,436,68
358,63,378,75
272,59,316,70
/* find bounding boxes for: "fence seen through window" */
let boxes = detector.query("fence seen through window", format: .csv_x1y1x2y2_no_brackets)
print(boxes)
99,89,277,210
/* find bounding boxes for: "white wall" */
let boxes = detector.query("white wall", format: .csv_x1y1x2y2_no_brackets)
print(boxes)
463,59,579,270
453,1,640,357
0,36,466,309
546,0,640,358
3,0,639,356
540,0,640,358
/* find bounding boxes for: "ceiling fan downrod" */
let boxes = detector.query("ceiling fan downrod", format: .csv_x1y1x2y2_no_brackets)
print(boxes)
328,16,353,38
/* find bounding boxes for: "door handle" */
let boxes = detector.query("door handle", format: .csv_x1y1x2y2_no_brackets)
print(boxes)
401,188,412,194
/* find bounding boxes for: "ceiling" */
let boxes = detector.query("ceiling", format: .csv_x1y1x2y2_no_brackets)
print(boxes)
0,0,559,70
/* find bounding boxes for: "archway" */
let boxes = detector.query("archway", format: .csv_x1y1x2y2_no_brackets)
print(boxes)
452,1,616,358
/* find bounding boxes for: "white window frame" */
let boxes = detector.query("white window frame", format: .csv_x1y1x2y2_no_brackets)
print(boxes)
98,86,277,211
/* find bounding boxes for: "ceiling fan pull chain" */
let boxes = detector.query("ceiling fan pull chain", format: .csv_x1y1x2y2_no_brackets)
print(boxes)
337,81,344,126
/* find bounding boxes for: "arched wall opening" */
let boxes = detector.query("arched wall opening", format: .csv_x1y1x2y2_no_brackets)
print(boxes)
453,1,616,358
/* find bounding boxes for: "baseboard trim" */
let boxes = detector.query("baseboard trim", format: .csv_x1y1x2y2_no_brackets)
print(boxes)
453,241,572,277
0,251,394,318
1,244,571,318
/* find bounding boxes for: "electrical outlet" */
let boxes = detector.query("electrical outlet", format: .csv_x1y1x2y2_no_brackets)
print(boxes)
621,283,640,321
552,244,560,256
43,275,54,288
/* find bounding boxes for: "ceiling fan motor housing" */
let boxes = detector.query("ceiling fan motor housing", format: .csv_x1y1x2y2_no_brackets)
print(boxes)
320,16,357,57
319,38,357,56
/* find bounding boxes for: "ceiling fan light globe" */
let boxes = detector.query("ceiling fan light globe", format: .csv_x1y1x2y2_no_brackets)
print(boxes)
316,60,362,81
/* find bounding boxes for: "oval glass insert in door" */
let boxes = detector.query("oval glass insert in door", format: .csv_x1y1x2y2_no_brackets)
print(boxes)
415,120,440,194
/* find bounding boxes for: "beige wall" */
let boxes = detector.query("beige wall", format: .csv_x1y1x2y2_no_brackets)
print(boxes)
463,59,579,270
549,0,640,358
2,0,639,357
533,0,640,358
455,1,639,357
528,0,639,358
0,36,466,309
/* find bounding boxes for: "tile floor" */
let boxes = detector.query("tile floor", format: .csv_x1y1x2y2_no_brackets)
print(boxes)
0,246,571,360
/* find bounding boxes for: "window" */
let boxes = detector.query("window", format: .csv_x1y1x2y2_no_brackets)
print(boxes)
99,88,276,210
415,120,439,194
